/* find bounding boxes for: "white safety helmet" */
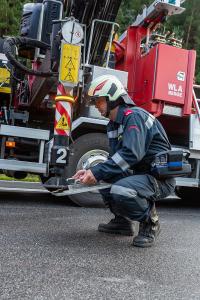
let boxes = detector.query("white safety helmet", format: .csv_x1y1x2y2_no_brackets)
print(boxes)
87,74,134,107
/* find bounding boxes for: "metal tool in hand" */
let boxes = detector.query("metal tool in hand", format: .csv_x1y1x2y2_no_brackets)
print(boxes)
52,177,111,196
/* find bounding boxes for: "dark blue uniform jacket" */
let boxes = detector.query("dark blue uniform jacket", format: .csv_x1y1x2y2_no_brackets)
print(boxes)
90,105,171,181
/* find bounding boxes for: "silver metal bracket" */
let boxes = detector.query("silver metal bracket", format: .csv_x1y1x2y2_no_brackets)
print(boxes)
133,0,185,27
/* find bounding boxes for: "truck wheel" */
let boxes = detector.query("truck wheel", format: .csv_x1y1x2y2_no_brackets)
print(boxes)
175,186,200,202
66,133,109,207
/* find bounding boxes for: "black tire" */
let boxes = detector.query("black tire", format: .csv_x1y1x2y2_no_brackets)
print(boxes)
175,186,200,202
66,133,109,207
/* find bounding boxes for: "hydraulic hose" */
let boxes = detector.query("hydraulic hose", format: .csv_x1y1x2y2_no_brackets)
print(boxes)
3,37,56,77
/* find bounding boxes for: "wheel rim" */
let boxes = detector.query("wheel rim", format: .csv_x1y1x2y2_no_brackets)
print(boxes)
77,149,108,170
76,149,108,194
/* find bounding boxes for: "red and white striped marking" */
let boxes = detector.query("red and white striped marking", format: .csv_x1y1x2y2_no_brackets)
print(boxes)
54,84,73,136
54,101,72,136
57,84,66,96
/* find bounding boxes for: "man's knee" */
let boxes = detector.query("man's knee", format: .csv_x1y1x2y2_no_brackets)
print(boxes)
110,184,150,222
110,184,137,198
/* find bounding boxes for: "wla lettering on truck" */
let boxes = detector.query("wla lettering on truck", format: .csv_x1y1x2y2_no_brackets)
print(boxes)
168,83,183,98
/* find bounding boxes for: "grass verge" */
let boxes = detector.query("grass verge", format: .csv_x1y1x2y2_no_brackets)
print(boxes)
0,174,40,182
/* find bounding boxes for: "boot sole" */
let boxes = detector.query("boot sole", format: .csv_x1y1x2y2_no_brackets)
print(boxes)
132,240,156,248
98,227,134,236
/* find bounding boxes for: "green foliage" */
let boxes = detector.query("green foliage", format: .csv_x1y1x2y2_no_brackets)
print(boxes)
116,0,153,34
0,0,26,36
0,0,200,80
0,174,40,182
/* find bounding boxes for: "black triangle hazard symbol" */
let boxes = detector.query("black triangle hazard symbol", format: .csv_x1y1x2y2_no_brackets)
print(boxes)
56,114,69,130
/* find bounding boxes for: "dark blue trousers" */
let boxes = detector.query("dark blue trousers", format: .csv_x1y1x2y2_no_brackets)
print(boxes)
101,174,175,222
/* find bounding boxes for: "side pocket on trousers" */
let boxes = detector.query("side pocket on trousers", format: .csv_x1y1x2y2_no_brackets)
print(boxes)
157,178,176,199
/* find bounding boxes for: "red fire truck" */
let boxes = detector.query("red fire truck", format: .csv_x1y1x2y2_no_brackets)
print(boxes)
0,0,199,206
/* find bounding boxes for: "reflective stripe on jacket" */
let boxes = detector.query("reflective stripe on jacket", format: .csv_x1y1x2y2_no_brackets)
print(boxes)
90,105,171,181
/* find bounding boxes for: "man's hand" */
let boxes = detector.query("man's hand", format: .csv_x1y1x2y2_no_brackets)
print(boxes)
73,169,97,185
73,169,86,181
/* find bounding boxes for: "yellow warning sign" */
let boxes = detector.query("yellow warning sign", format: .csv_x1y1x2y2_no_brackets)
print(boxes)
59,42,81,86
56,114,69,130
0,67,11,93
0,86,11,94
0,67,10,84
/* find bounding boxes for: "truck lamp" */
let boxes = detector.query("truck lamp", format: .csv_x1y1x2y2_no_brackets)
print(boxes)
6,141,16,148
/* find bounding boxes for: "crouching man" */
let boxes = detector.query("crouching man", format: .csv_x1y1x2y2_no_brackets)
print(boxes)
73,75,175,247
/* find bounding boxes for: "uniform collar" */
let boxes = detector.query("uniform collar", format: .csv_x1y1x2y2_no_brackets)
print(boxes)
114,105,128,124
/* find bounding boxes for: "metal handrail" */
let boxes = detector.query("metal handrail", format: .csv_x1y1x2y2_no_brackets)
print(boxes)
193,85,200,121
85,19,119,67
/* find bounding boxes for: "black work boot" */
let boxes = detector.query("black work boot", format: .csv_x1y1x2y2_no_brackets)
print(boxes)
132,204,161,248
98,216,134,236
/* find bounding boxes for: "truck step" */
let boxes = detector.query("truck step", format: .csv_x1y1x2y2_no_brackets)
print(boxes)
0,124,50,140
0,159,47,174
0,125,50,172
175,177,200,188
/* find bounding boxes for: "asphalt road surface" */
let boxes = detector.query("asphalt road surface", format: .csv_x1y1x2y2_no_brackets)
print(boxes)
0,192,200,300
